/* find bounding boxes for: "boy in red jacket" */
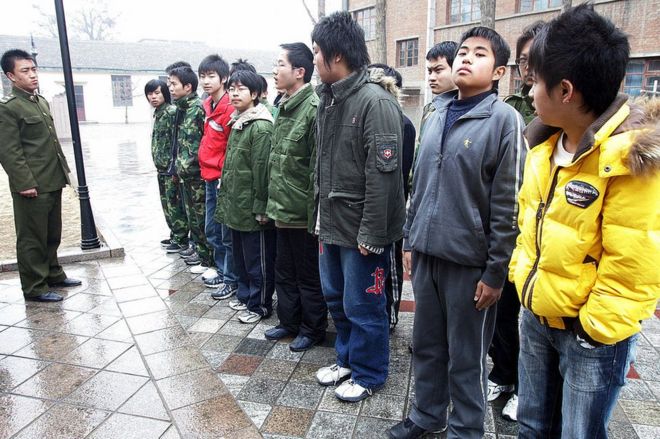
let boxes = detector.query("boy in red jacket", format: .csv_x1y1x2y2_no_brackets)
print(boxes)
197,54,238,297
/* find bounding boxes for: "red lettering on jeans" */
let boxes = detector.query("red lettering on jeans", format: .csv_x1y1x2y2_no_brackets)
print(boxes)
366,267,385,295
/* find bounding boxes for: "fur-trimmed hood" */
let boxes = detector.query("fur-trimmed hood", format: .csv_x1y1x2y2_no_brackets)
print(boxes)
229,103,274,130
366,67,400,100
524,94,660,176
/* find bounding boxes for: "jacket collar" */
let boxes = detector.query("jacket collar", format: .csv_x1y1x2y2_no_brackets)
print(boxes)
204,92,231,116
317,68,368,103
229,103,274,130
12,85,37,101
434,89,498,118
279,83,313,112
174,92,199,110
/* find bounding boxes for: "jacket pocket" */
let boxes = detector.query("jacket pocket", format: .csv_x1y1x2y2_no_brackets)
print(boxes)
375,134,398,173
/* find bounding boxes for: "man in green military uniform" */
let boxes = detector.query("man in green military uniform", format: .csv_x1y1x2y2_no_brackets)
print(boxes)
0,49,81,302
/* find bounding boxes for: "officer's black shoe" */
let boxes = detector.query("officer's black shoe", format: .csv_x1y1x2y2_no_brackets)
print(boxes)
25,292,63,302
48,278,82,288
387,418,446,439
160,238,172,248
164,242,185,253
289,334,323,352
264,326,294,341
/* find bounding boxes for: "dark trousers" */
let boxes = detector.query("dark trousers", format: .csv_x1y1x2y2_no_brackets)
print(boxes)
409,252,496,439
231,228,276,316
488,279,520,391
274,228,327,339
385,239,403,330
12,189,66,296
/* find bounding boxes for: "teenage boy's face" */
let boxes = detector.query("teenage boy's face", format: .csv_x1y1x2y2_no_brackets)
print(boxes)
273,50,300,94
427,56,454,95
229,82,257,112
530,74,562,126
147,86,165,108
168,75,189,100
199,71,224,96
518,39,533,87
452,37,503,97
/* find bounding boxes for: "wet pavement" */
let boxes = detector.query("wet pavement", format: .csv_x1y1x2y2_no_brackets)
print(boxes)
0,123,659,438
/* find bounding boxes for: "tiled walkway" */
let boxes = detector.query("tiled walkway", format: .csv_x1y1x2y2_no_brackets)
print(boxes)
1,123,659,438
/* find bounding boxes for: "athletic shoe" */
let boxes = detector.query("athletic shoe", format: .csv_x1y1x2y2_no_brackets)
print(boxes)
160,238,171,248
164,242,185,253
201,268,218,281
184,254,201,266
264,326,294,340
204,275,224,288
502,394,518,422
487,380,515,402
334,379,372,402
237,310,262,324
212,284,237,300
179,247,195,258
190,264,208,274
316,364,352,386
228,299,247,311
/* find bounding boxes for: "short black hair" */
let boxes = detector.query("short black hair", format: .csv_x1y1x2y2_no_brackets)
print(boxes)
311,11,370,71
1,49,34,74
230,59,257,75
529,3,629,115
426,41,458,67
369,63,402,89
458,26,510,69
259,75,268,95
144,79,171,104
516,21,545,59
198,54,230,80
228,70,262,106
280,42,314,83
165,61,191,74
169,66,198,93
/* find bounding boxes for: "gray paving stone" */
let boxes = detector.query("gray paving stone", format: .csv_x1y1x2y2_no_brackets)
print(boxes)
267,343,305,362
353,416,398,438
238,400,272,429
237,377,287,405
306,411,357,439
633,424,660,439
318,388,362,415
619,379,657,401
360,393,406,421
234,338,276,357
277,382,324,410
218,373,250,397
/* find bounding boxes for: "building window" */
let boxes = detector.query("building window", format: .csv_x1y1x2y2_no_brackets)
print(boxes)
518,0,562,13
397,39,419,68
623,58,660,97
353,7,376,41
449,0,481,24
111,75,133,106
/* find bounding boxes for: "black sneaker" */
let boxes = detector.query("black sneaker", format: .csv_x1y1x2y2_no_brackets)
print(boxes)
164,242,185,253
179,247,195,258
184,253,201,266
211,284,237,300
204,275,224,288
160,238,172,248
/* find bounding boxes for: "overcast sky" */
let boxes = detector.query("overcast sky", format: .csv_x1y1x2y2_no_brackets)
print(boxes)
5,0,343,51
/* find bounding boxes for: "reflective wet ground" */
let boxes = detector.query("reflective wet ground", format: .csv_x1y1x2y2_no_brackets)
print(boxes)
0,123,659,438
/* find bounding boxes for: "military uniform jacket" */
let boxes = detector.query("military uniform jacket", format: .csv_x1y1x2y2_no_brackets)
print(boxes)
151,103,176,173
504,84,535,125
0,86,70,193
169,92,205,179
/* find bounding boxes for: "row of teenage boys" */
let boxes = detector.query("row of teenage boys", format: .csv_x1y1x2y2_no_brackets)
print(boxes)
390,4,659,439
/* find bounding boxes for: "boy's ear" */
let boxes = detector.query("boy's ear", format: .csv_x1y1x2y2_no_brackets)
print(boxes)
491,65,506,82
183,83,193,93
559,79,575,104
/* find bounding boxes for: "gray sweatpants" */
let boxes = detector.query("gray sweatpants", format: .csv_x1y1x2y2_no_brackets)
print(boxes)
409,251,497,439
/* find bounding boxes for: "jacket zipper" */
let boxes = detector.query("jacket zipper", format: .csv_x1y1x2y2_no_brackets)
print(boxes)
520,167,560,311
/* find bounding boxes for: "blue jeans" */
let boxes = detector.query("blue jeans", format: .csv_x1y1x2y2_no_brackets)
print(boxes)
518,310,638,439
205,180,236,285
318,242,391,389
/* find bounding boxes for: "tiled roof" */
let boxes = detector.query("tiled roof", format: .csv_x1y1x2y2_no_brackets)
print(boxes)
0,35,277,74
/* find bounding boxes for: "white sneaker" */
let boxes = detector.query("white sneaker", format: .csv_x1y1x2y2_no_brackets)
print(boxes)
201,268,218,281
190,265,209,275
237,310,262,324
487,379,515,402
228,299,247,311
502,394,518,422
334,379,372,402
316,364,352,386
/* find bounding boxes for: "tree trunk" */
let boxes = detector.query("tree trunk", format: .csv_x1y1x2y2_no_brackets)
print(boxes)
561,0,572,12
480,0,496,29
374,0,387,64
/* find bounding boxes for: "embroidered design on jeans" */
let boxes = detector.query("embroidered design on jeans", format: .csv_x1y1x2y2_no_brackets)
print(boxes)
366,267,385,295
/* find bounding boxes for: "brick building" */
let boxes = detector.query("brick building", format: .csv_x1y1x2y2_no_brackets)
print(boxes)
346,0,660,126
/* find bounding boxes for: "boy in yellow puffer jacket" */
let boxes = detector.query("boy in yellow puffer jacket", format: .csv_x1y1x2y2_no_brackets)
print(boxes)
509,4,660,438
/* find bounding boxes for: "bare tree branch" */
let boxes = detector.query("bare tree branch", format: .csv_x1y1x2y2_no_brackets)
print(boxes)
72,0,118,40
480,0,496,29
32,3,58,39
302,0,317,25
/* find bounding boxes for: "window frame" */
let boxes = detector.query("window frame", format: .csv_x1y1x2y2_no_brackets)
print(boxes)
352,7,376,41
396,38,419,68
111,74,133,107
517,0,562,13
448,0,481,24
622,58,660,97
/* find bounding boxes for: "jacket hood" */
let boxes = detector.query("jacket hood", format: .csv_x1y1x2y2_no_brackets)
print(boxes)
229,103,274,130
524,93,660,176
366,67,399,100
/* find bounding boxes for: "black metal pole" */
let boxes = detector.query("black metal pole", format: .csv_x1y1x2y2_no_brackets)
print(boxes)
54,0,100,250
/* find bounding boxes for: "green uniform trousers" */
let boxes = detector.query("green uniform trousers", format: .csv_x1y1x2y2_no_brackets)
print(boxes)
157,174,189,246
11,189,66,297
180,178,213,267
